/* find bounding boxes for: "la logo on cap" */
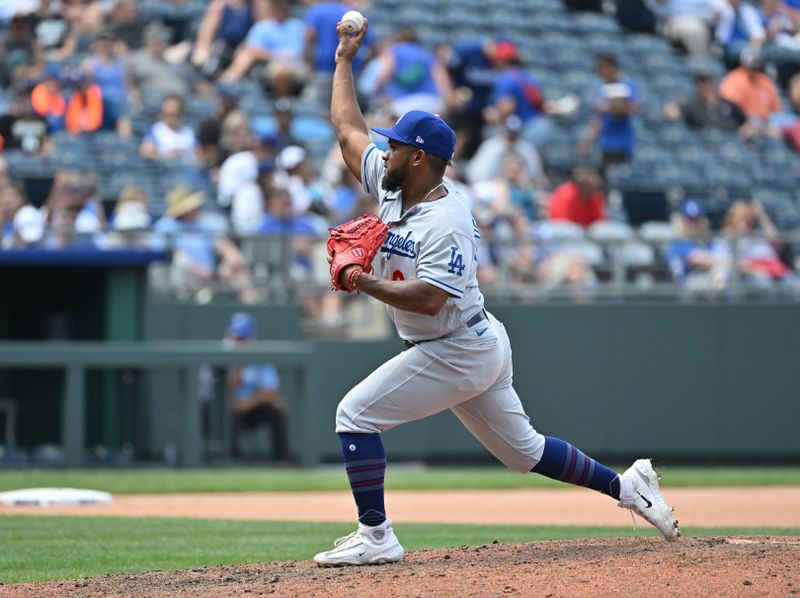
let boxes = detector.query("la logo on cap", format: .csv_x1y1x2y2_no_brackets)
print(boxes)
415,136,424,144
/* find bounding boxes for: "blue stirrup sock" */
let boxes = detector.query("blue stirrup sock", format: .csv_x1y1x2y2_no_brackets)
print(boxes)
531,436,621,499
339,432,387,527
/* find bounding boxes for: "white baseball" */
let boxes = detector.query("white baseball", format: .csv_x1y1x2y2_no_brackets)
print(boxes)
341,10,365,34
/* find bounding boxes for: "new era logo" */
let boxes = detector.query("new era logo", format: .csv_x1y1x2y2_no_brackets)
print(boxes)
415,136,425,144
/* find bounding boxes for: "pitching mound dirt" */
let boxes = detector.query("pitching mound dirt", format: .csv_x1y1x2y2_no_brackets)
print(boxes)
4,536,799,597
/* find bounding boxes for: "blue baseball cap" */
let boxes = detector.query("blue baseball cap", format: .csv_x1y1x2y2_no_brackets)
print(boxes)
226,312,256,339
680,198,704,219
371,110,456,162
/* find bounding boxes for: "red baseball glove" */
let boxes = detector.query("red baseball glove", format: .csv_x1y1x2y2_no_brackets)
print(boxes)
327,214,389,291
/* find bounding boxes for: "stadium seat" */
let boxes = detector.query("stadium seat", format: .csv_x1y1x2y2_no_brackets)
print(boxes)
638,221,676,244
572,12,622,35
560,238,605,266
533,220,585,242
620,239,655,267
587,220,635,243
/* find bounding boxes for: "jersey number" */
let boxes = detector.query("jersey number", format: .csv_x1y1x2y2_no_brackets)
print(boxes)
447,246,465,276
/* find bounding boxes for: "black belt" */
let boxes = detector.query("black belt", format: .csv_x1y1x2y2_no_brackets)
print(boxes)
402,309,487,350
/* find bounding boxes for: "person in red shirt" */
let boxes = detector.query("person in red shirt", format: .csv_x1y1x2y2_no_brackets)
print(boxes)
547,165,607,227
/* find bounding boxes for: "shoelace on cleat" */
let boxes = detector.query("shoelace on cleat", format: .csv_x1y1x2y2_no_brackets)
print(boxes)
332,531,362,548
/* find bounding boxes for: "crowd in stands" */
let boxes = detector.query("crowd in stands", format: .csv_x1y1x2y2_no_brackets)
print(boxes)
1,0,800,319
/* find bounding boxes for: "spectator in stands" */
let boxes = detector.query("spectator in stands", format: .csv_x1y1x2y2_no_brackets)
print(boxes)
664,66,747,132
191,0,268,78
327,162,364,225
258,185,317,235
152,184,261,304
10,203,46,249
547,165,607,227
64,71,104,135
303,0,374,111
713,199,796,290
220,0,307,98
577,54,640,173
511,239,598,297
42,171,105,249
484,40,551,149
0,86,51,155
667,197,727,291
231,157,275,236
223,312,289,463
467,114,547,186
780,0,800,20
761,0,800,89
0,13,40,89
1,176,43,250
778,73,800,150
139,94,197,162
259,184,344,330
472,153,542,225
30,65,67,133
105,198,152,249
435,38,497,160
643,0,725,58
366,28,444,116
716,0,766,68
719,48,783,138
126,22,200,103
197,87,240,154
106,0,146,51
275,144,332,226
471,203,505,286
82,29,132,138
276,97,305,149
0,160,21,247
34,0,78,62
108,184,149,229
218,109,254,158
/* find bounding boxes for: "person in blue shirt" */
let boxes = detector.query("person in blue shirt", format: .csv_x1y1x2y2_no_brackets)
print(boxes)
151,185,261,303
192,0,268,76
577,53,640,175
435,38,498,159
220,0,308,97
715,0,765,68
303,1,374,111
368,28,444,116
667,198,727,291
484,40,552,149
224,312,289,462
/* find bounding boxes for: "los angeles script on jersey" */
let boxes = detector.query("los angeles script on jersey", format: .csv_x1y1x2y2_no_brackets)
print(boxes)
381,230,417,259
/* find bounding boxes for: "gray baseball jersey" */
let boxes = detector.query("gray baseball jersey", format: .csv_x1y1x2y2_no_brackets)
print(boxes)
360,143,484,342
334,143,545,473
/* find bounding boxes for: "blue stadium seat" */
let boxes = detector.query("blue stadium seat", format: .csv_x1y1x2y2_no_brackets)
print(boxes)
625,34,678,57
572,12,622,35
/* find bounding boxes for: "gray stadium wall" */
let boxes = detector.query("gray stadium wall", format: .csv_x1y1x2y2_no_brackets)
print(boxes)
139,301,799,464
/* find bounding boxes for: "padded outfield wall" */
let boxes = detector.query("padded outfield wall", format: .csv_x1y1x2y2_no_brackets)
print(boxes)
138,301,799,464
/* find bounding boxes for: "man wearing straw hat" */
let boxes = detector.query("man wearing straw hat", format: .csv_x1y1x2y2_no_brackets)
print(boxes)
152,185,261,303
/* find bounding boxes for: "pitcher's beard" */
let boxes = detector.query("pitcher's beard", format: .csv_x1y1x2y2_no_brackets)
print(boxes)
381,161,409,192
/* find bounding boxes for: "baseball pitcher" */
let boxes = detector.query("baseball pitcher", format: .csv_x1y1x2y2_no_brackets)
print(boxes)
313,18,679,567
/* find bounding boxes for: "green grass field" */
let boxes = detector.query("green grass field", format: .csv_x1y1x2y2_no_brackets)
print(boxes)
2,467,799,584
1,465,800,494
1,516,799,584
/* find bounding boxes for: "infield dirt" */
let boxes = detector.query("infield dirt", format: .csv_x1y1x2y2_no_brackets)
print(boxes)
4,536,799,597
2,488,799,596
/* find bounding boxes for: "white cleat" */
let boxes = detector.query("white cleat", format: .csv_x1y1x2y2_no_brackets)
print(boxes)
314,519,405,566
618,459,680,541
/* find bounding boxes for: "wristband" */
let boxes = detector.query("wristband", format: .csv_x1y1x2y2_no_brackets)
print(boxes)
346,268,363,292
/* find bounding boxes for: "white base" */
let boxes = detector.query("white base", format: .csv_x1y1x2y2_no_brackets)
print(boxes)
0,487,113,506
